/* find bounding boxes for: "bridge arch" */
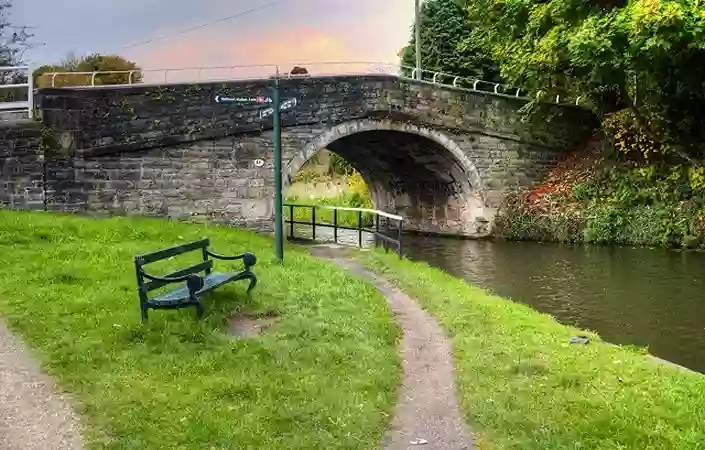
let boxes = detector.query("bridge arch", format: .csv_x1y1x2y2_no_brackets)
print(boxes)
284,119,492,236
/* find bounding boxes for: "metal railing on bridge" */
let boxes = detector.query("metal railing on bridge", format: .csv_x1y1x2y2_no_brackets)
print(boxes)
0,66,34,119
284,203,404,257
36,61,585,106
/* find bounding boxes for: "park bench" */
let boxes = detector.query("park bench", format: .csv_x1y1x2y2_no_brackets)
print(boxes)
134,238,257,321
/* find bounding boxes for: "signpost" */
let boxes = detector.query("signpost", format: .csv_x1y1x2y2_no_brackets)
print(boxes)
272,73,284,263
215,72,289,262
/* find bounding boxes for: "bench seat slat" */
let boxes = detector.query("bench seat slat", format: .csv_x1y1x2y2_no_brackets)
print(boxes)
142,260,214,292
135,238,209,265
147,272,249,307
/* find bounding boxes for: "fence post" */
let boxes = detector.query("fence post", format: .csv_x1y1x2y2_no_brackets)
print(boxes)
311,207,316,241
333,209,338,243
289,205,295,239
397,219,403,258
27,65,34,120
375,214,380,249
358,211,363,248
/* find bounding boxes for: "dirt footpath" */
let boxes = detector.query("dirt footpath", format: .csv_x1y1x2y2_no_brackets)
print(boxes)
0,319,84,450
311,246,474,450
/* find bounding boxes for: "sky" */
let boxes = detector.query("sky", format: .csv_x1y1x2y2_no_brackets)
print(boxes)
13,0,416,82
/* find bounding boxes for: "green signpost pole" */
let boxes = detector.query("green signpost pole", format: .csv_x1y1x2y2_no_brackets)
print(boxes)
272,68,284,262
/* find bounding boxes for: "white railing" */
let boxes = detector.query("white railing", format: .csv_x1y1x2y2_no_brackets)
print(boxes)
38,61,401,87
38,61,583,106
0,66,33,118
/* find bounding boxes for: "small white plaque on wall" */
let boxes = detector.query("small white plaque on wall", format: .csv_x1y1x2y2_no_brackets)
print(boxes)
253,159,265,168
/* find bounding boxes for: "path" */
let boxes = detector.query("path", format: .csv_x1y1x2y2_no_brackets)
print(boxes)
0,320,84,450
310,246,474,450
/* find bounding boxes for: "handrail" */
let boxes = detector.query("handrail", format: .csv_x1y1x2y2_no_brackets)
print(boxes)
0,65,33,118
284,202,404,221
284,203,404,258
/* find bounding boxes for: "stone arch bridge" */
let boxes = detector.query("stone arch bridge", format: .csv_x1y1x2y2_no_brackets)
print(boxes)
1,74,595,237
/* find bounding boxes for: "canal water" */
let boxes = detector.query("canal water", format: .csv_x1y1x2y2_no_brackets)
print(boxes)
290,225,705,373
402,235,705,374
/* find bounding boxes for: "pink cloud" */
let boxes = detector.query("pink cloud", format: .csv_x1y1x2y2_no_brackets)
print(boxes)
125,4,414,84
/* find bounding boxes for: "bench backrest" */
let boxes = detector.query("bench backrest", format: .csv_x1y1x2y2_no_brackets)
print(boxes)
135,238,212,293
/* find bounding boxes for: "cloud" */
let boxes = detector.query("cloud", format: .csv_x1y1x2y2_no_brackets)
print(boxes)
127,27,395,83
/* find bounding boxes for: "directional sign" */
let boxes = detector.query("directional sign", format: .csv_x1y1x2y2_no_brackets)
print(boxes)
214,95,272,104
215,93,298,119
259,98,297,119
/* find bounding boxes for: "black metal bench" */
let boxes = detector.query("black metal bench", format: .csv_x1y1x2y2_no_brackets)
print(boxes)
134,238,257,321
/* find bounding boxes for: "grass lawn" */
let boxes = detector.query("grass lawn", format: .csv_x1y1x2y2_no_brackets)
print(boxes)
284,194,375,229
0,210,400,449
363,251,705,450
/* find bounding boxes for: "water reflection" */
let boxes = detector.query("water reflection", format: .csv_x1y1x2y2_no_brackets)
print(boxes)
402,236,705,373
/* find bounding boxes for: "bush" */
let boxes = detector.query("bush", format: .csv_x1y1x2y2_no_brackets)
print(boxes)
494,194,583,243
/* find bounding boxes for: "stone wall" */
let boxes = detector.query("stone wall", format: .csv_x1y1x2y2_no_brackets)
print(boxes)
75,134,275,230
29,118,570,237
0,120,44,210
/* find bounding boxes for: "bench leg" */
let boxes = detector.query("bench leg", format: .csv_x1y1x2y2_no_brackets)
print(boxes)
140,304,149,322
194,301,205,320
246,273,258,296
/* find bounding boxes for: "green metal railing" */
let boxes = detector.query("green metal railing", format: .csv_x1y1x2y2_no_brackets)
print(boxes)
284,203,404,257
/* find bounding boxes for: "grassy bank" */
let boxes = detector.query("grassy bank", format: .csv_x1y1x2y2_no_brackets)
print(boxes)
285,192,375,228
362,251,705,449
495,145,705,248
285,171,375,228
0,210,399,449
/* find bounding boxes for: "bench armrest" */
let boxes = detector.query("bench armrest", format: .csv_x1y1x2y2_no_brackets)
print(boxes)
205,250,257,269
140,270,204,295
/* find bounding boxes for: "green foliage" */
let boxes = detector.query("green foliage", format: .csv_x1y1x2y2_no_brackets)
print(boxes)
0,1,33,102
291,168,321,184
602,109,662,160
401,0,501,81
285,193,375,229
328,152,356,177
33,52,143,88
286,171,375,228
364,250,705,449
466,0,705,159
0,210,399,449
494,193,584,243
498,162,705,248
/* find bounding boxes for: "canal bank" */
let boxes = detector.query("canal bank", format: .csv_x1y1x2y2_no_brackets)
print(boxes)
361,249,705,449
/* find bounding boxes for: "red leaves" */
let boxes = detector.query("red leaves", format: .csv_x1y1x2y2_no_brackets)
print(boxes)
521,136,605,212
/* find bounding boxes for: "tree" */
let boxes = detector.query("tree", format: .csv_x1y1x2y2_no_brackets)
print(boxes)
0,1,33,102
34,53,143,88
467,0,705,161
401,0,501,82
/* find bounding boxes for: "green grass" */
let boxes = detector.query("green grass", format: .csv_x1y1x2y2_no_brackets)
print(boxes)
362,251,705,449
285,193,375,229
0,210,400,449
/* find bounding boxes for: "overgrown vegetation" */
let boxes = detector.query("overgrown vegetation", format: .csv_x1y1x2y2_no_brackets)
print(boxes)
286,151,375,229
400,0,501,81
0,1,33,102
33,52,143,88
364,250,705,449
0,210,399,449
495,149,705,248
286,172,374,228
